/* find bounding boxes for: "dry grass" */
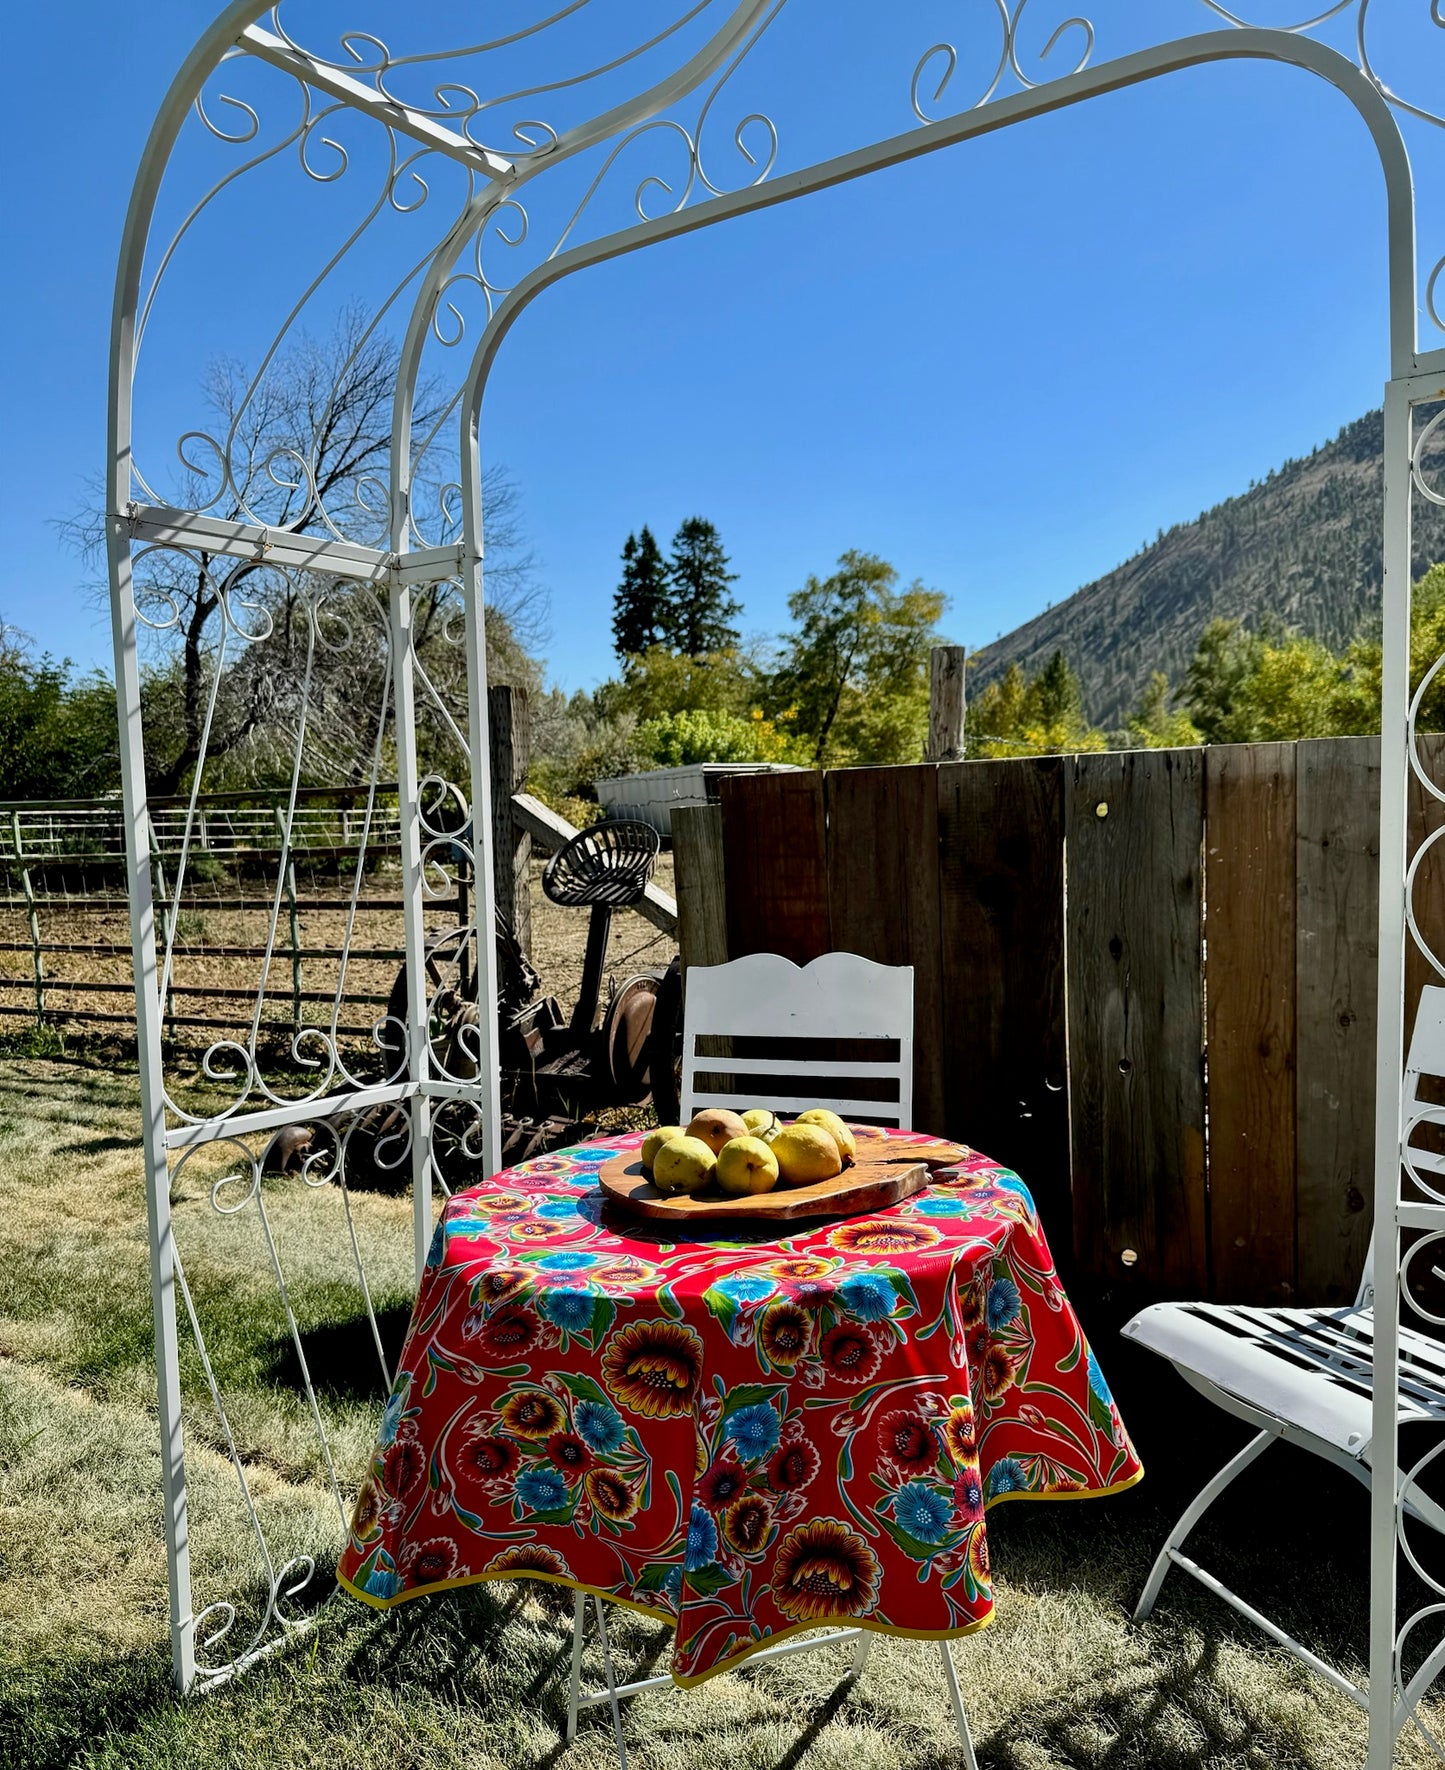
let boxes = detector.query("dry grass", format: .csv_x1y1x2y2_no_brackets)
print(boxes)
2,1052,1442,1770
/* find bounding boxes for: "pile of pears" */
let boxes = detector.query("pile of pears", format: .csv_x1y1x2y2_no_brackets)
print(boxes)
641,1107,858,1199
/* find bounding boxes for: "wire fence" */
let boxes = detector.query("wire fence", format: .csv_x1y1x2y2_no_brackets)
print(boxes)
0,788,455,1043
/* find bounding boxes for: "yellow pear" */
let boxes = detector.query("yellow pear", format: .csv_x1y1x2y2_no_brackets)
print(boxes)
771,1122,843,1187
715,1135,781,1197
741,1109,782,1144
641,1126,685,1172
686,1108,750,1156
651,1135,716,1195
795,1108,857,1164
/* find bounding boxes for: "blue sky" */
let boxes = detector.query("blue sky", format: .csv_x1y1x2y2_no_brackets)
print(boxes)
3,3,1439,694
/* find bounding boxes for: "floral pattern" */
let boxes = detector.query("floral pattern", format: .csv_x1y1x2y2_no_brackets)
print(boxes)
338,1129,1142,1685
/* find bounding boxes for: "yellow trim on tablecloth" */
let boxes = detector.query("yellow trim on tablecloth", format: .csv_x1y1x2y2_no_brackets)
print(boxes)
336,1564,675,1626
982,1463,1145,1509
335,1463,1143,1687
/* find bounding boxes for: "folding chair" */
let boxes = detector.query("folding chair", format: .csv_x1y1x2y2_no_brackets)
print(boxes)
1123,984,1445,1735
566,951,980,1767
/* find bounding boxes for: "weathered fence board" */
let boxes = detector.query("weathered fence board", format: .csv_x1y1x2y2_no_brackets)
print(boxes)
936,757,1070,1244
1205,742,1298,1303
824,766,945,1134
1067,749,1207,1293
672,804,728,975
720,771,830,964
1296,736,1380,1304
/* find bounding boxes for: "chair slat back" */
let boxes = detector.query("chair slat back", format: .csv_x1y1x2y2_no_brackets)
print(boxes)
680,951,914,1129
1359,983,1445,1306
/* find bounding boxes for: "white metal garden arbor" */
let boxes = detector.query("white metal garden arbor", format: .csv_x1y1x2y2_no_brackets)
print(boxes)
108,4,1445,1763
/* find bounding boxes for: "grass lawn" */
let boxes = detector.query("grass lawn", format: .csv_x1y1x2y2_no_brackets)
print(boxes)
1,1051,1439,1769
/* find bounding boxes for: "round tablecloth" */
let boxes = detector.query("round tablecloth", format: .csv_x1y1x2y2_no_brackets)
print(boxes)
338,1128,1142,1684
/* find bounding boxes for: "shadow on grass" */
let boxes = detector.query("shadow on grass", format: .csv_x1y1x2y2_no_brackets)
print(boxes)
262,1304,413,1402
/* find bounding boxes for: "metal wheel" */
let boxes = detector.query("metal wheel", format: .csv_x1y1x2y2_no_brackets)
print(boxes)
645,957,684,1126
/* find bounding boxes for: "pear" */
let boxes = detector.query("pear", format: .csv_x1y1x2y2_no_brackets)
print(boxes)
795,1108,857,1164
686,1108,750,1156
771,1123,844,1187
741,1108,782,1144
652,1135,717,1195
641,1125,685,1173
715,1135,780,1197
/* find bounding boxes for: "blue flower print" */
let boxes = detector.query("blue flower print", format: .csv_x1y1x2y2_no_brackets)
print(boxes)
838,1272,896,1322
537,1198,581,1220
662,1565,684,1602
379,1389,405,1447
723,1402,781,1462
537,1250,598,1272
364,1564,403,1599
425,1222,446,1269
995,1173,1035,1207
1086,1348,1114,1405
540,1288,597,1333
712,1272,776,1305
574,1399,626,1454
894,1481,952,1545
986,1457,1027,1498
986,1278,1022,1332
915,1195,969,1217
516,1467,567,1512
685,1502,718,1571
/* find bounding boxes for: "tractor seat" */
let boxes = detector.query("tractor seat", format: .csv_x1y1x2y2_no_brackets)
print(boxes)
542,819,659,909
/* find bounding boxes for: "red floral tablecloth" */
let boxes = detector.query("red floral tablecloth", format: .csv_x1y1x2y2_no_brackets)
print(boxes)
338,1129,1142,1683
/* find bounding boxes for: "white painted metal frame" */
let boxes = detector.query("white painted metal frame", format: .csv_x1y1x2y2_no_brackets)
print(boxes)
680,950,914,1125
107,7,1443,1763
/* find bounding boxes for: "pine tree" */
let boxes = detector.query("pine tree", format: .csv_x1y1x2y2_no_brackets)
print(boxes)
611,526,668,658
662,517,741,656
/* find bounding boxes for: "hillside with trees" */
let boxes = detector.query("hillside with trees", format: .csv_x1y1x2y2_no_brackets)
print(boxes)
972,404,1445,728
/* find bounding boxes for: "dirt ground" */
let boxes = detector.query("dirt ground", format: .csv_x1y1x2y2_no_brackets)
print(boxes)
0,852,677,1057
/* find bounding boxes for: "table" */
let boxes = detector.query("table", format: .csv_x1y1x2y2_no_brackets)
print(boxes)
338,1128,1142,1686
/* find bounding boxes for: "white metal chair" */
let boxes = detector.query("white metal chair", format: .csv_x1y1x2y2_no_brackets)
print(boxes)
566,951,980,1766
680,949,915,1127
1123,984,1445,1728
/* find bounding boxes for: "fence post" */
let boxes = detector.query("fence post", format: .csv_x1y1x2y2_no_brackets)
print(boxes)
927,645,967,763
147,823,177,1040
488,684,531,957
672,803,728,975
272,805,302,1030
10,811,44,1024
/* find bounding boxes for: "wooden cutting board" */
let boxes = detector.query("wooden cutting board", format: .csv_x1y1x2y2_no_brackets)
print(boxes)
597,1133,967,1224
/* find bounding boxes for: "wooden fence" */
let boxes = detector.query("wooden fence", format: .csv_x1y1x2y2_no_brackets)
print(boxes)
674,736,1445,1307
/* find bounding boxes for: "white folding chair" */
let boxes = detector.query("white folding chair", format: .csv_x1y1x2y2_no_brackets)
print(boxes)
566,952,979,1766
1123,984,1445,1734
680,949,915,1127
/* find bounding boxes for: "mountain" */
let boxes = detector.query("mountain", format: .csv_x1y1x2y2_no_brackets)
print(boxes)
970,406,1445,730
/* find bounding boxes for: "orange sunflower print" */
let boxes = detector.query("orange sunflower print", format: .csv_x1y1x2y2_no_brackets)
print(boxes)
600,1318,703,1419
499,1388,567,1439
584,1467,641,1522
486,1543,570,1578
758,1300,814,1368
941,1403,977,1464
979,1342,1018,1402
769,1256,835,1283
827,1218,941,1256
771,1519,881,1622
